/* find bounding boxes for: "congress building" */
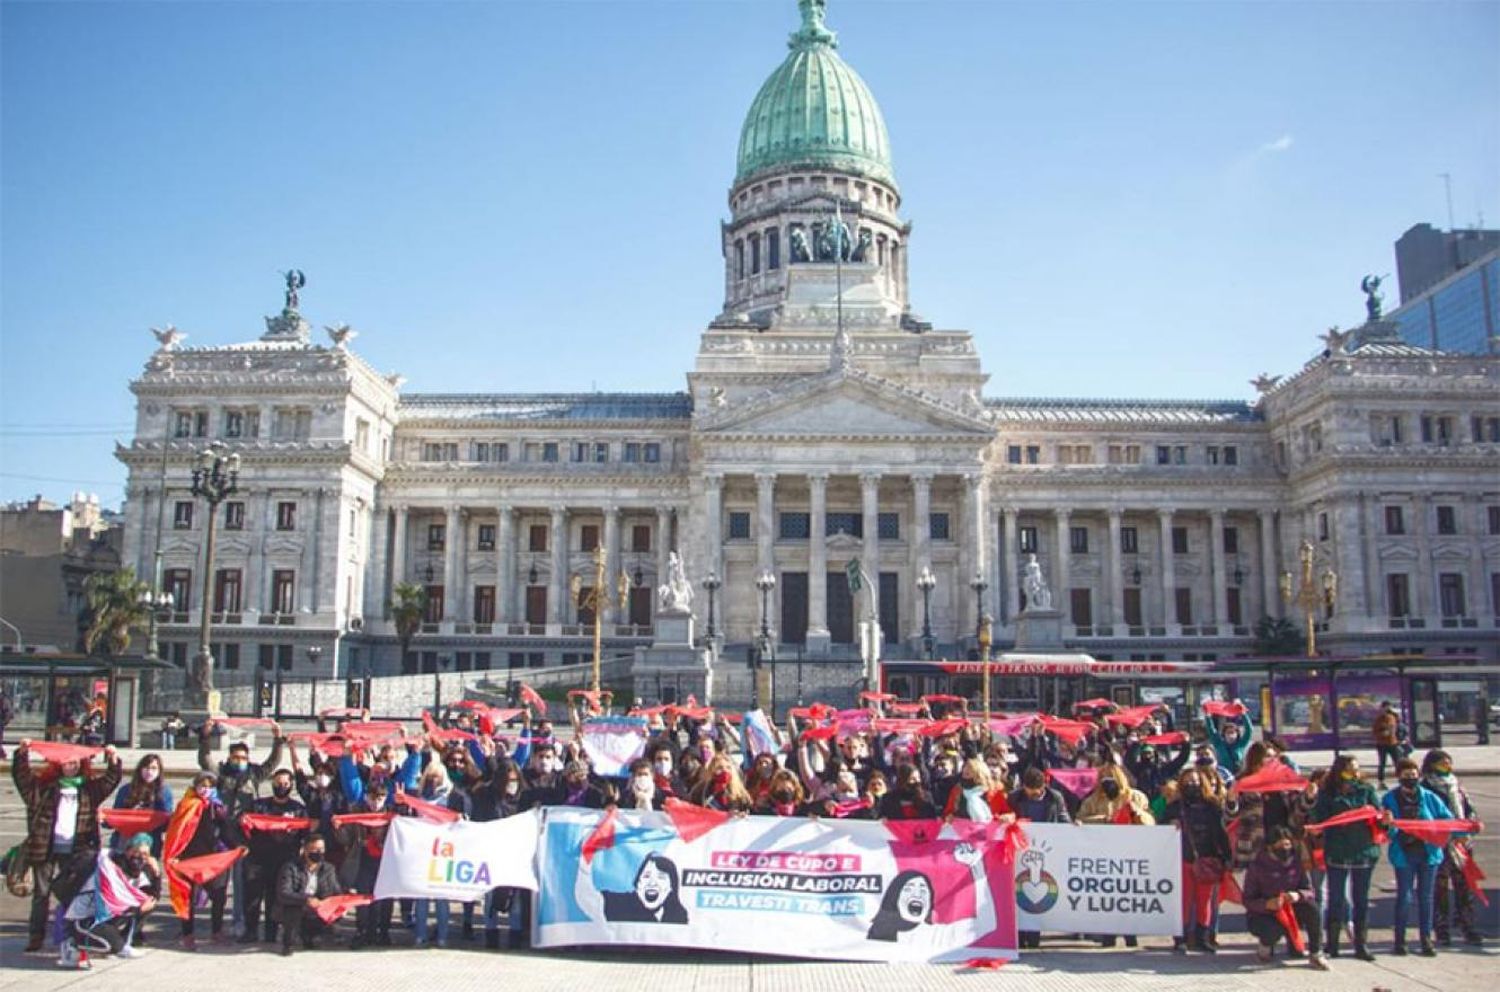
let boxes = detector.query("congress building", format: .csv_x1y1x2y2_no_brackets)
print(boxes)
117,0,1500,690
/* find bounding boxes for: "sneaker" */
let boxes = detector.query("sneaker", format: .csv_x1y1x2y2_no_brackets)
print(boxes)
1418,940,1436,957
1463,932,1485,946
1256,945,1273,963
1287,948,1306,960
117,944,145,959
1309,952,1329,971
180,935,198,952
279,945,293,957
25,936,46,954
1391,943,1407,957
56,940,79,969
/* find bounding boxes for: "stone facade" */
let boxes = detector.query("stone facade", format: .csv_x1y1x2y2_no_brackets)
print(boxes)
0,493,123,652
114,7,1500,683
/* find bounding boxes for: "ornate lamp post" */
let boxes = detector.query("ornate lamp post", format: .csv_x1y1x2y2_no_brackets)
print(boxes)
970,569,993,717
1280,539,1337,658
189,442,239,709
752,569,777,709
917,565,936,660
701,572,722,643
306,644,323,670
137,586,175,660
570,545,626,694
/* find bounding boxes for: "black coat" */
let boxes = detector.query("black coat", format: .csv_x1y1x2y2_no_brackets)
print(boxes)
276,859,342,907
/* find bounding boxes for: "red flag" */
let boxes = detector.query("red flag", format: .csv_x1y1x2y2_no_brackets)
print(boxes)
316,706,366,719
1072,697,1117,712
313,893,372,924
396,791,460,824
518,682,547,714
1037,715,1095,745
1111,803,1136,825
917,718,969,738
580,807,617,865
1141,731,1188,746
341,721,406,738
170,847,246,887
332,812,395,829
240,813,316,834
921,694,967,707
859,691,896,703
1388,818,1481,848
962,958,1009,970
1219,870,1244,906
22,741,103,765
101,808,171,833
799,725,839,742
1275,900,1306,953
288,732,350,757
663,797,729,843
568,689,604,715
1232,761,1308,795
1103,705,1160,728
827,798,873,818
1306,806,1384,844
422,712,476,744
210,717,277,730
873,718,930,734
1457,846,1489,907
1203,700,1248,718
888,702,926,716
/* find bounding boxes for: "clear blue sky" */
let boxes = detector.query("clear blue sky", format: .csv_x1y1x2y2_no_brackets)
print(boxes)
2,0,1496,509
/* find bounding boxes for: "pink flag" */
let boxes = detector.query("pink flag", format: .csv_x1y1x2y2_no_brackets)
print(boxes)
1048,768,1099,798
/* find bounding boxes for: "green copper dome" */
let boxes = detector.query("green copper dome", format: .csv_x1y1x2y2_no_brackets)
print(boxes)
735,1,895,189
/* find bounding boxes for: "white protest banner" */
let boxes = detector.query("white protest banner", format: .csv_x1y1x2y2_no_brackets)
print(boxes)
580,715,649,777
535,807,1021,964
373,810,540,901
1014,823,1181,936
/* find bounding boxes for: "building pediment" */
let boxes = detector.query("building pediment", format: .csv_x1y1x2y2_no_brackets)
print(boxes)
697,368,992,439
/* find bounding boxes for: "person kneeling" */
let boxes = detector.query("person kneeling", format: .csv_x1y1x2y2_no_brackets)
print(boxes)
276,836,342,957
1244,827,1328,970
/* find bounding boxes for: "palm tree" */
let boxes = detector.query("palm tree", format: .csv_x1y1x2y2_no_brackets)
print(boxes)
1252,615,1303,657
391,582,428,673
83,568,152,657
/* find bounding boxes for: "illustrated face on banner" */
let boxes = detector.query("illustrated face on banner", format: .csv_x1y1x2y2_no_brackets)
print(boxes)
897,874,933,923
635,857,674,913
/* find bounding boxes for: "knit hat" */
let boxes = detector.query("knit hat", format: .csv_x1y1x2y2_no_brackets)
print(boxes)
125,834,153,850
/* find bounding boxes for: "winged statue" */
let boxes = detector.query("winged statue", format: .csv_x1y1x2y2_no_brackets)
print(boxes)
150,324,186,351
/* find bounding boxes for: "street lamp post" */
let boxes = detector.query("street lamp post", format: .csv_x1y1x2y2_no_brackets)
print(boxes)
752,569,776,708
189,442,239,710
970,570,992,718
138,587,175,660
570,545,627,694
1280,539,1338,658
701,572,721,643
917,565,936,660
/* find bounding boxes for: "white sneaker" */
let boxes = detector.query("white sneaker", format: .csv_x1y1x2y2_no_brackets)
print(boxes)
56,940,87,970
118,944,145,959
1308,952,1329,971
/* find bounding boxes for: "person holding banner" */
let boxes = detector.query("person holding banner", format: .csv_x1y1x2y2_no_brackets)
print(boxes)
688,753,753,813
1243,827,1328,969
1420,749,1484,947
1077,764,1153,826
1382,757,1457,957
1161,767,1231,954
341,781,395,949
1312,754,1380,961
406,761,457,946
240,769,309,945
198,720,283,938
942,758,1012,823
879,764,937,820
109,754,174,856
275,834,342,956
12,740,123,953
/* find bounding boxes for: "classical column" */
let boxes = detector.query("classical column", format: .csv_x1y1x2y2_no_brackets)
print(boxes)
1107,508,1124,628
603,504,620,623
1259,509,1279,620
860,473,882,623
703,474,724,583
299,490,320,613
756,473,776,578
1469,495,1493,623
656,506,672,588
1158,509,1177,627
1209,509,1229,626
965,474,987,630
389,505,408,616
496,506,515,624
442,505,461,621
1054,508,1071,622
1412,493,1434,620
1001,506,1019,625
909,473,932,637
807,473,829,641
245,492,266,615
548,505,567,625
457,509,473,623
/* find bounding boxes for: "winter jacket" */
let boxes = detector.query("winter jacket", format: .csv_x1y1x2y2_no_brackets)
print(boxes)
1382,784,1456,870
276,858,343,907
1077,787,1154,824
199,732,285,846
1007,787,1072,823
1205,713,1253,773
1125,743,1189,797
12,749,122,865
108,780,175,854
1161,798,1231,863
1312,779,1381,868
245,794,309,865
1241,849,1315,918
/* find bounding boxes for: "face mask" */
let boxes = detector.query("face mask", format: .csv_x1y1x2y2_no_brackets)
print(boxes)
1273,846,1294,861
1223,731,1239,742
1101,779,1121,799
1400,777,1419,790
273,783,293,798
1182,784,1202,799
315,774,332,789
306,851,325,864
1435,766,1452,776
504,780,520,796
126,856,147,872
653,759,672,776
58,775,84,789
196,786,213,800
633,776,653,793
712,770,731,789
1195,756,1214,767
772,789,794,804
142,767,160,783
228,758,248,772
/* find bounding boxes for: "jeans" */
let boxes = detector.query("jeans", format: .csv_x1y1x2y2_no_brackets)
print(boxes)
1324,864,1372,934
27,856,68,942
1376,745,1404,784
1394,860,1437,943
412,899,451,945
229,860,247,935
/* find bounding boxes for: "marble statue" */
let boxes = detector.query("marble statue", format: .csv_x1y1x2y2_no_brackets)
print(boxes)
789,227,811,263
282,269,306,311
657,551,693,614
151,324,186,351
851,228,873,262
1022,552,1052,611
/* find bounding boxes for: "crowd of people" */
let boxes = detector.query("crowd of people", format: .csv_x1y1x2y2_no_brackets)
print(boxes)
6,692,1487,971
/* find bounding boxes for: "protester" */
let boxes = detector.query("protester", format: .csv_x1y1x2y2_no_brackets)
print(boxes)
878,764,936,820
1078,764,1153,825
112,833,163,950
1204,704,1253,772
1420,749,1485,946
199,720,284,938
275,834,342,956
1382,757,1456,957
160,713,185,750
241,767,309,944
165,771,233,949
688,754,753,813
757,769,809,816
1311,754,1379,961
1010,766,1071,950
342,781,394,949
1372,701,1404,788
1243,826,1328,969
12,740,123,952
1161,766,1230,954
109,753,174,855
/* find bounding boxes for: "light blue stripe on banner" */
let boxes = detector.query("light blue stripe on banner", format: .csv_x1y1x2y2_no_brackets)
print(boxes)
695,889,865,917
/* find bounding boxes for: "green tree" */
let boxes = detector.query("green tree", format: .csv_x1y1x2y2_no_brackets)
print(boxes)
1252,615,1303,657
83,568,152,657
391,582,428,672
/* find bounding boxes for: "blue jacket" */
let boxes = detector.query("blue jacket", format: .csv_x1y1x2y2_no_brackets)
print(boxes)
1381,784,1456,869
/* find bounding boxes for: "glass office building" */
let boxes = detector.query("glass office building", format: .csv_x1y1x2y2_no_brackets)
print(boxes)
1390,249,1499,355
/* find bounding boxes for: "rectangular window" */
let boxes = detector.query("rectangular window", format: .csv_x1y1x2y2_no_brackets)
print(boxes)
594,442,609,463
1069,588,1092,626
1007,445,1022,465
1226,586,1243,627
623,442,640,462
173,501,194,529
524,586,547,626
1436,505,1457,535
474,585,496,624
477,524,496,551
1123,587,1142,626
826,512,862,538
417,586,441,623
495,442,509,462
276,501,297,531
929,512,950,541
1386,505,1405,535
174,411,195,438
1223,526,1239,554
1317,512,1329,541
164,568,192,611
213,569,242,613
779,512,811,540
1120,526,1138,554
631,524,651,552
1438,572,1465,617
1174,587,1193,624
1437,416,1453,445
767,228,780,270
528,524,548,552
1156,445,1171,465
727,511,751,540
224,501,245,530
259,644,275,671
876,512,900,540
643,443,661,463
629,586,653,627
1069,526,1088,554
1387,573,1410,618
580,524,600,552
1025,445,1040,464
270,570,296,614
1421,415,1434,443
1019,526,1038,553
355,419,370,452
572,442,588,463
1171,527,1189,554
195,411,209,438
1489,506,1500,535
575,585,597,625
220,643,240,670
1173,445,1187,465
1207,445,1220,465
427,523,445,551
542,442,559,463
225,411,244,438
750,233,760,275
1223,445,1238,466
